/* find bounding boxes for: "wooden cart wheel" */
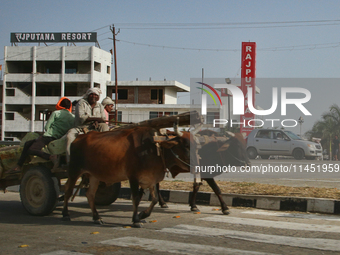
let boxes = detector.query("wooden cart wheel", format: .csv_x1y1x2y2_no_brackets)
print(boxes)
20,166,59,216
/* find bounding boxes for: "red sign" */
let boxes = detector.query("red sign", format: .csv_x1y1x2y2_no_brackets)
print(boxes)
240,42,256,136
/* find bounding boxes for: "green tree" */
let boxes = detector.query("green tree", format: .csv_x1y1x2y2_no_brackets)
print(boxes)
306,104,340,159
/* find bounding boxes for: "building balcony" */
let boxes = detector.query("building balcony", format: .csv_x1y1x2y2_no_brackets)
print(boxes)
5,73,32,82
64,74,91,82
35,96,61,105
35,73,61,82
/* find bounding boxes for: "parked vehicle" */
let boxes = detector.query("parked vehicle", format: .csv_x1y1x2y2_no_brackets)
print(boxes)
246,129,322,160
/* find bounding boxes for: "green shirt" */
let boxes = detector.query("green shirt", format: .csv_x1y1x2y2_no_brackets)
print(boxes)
44,109,75,139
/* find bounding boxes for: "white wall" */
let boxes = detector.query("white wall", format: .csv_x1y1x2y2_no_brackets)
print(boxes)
164,87,177,104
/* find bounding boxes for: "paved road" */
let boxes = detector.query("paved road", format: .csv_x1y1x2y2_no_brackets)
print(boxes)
1,192,340,255
165,159,340,188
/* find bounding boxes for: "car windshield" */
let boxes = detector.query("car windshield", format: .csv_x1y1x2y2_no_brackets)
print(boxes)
284,131,302,140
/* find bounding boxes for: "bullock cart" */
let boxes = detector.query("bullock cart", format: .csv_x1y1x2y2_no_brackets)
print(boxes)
0,136,121,216
0,111,201,217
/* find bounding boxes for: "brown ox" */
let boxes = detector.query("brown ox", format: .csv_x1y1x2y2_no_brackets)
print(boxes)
155,130,250,214
62,126,197,227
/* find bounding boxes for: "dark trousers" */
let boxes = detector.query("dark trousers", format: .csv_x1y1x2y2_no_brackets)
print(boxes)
17,136,56,167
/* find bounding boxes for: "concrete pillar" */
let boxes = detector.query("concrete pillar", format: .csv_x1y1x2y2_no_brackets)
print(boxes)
1,46,7,140
90,46,94,88
31,46,36,132
61,46,65,97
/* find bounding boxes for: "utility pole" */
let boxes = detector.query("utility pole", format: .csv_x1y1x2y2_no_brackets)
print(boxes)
110,24,119,124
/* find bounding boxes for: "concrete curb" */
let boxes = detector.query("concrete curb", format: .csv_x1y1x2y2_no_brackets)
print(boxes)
7,185,340,214
117,187,340,215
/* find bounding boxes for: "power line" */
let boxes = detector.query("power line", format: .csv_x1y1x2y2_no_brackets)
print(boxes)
115,19,340,26
117,39,340,52
2,19,340,62
114,19,340,29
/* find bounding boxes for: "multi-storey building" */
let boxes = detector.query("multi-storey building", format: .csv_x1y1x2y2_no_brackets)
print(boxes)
2,45,111,140
1,43,199,141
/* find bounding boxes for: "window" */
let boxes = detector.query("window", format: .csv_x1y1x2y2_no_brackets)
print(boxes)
36,61,61,74
150,89,163,104
5,113,14,120
164,112,178,116
273,131,288,140
151,89,158,100
36,83,61,96
6,61,32,73
94,61,101,72
6,89,15,97
65,62,77,74
64,83,77,96
149,111,178,119
149,112,163,119
255,130,272,139
65,68,76,74
107,66,110,74
112,89,128,100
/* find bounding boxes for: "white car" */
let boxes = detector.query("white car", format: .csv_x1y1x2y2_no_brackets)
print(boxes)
246,129,322,160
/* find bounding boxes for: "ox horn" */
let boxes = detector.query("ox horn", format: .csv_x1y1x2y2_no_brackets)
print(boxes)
191,123,203,136
173,118,183,137
225,131,235,137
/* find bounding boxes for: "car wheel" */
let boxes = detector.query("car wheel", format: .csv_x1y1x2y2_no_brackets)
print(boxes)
261,155,270,159
247,147,257,159
293,148,304,160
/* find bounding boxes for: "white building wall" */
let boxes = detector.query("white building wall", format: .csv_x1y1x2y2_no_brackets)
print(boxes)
64,46,91,61
164,87,177,104
92,46,111,101
5,46,33,61
5,74,32,82
118,104,191,123
5,88,31,104
35,46,62,60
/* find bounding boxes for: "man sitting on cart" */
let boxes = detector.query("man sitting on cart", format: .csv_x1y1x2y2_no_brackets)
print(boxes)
65,88,109,164
6,97,75,174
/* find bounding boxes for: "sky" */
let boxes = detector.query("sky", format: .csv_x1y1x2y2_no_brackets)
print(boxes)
1,0,340,133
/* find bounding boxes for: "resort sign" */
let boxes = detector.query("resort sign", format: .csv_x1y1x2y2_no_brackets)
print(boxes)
11,32,97,43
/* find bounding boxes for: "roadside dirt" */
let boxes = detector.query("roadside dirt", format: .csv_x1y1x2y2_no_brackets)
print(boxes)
121,180,340,200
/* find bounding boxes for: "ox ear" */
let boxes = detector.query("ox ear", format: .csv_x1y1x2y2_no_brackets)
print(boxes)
217,142,230,152
159,140,179,149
